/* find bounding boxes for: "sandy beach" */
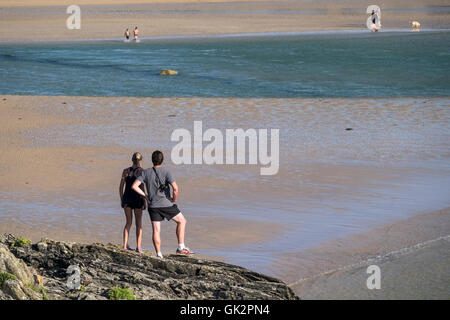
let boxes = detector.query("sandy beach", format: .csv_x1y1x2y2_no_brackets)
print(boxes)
1,0,449,42
0,95,290,251
1,94,449,298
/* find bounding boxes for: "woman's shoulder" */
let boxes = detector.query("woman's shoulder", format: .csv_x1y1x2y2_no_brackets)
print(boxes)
122,167,133,176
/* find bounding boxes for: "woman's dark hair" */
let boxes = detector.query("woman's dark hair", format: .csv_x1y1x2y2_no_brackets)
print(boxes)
152,150,164,166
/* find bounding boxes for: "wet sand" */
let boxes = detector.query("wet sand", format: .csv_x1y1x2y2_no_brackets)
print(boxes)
1,0,449,42
287,208,450,299
0,95,290,253
1,95,449,300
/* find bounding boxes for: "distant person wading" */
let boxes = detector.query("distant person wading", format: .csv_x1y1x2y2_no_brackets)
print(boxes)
133,26,139,41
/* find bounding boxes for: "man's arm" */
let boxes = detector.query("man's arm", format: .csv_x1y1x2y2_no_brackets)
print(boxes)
170,181,179,202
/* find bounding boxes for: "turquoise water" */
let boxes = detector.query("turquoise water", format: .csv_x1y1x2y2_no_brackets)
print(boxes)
1,31,449,97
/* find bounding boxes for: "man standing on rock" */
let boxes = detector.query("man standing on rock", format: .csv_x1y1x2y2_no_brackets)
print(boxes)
132,150,193,258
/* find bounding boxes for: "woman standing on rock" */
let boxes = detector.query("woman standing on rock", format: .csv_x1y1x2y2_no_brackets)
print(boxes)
119,152,146,252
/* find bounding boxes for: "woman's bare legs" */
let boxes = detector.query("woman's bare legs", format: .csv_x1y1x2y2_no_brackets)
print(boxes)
123,207,133,250
134,209,143,252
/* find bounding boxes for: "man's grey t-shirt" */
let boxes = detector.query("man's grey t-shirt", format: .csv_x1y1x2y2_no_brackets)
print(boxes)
137,167,175,208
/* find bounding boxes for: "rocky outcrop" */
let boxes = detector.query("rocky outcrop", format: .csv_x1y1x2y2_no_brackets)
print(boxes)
0,240,46,300
0,234,298,300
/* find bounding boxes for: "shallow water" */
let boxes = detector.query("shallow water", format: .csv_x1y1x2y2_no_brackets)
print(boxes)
1,31,449,97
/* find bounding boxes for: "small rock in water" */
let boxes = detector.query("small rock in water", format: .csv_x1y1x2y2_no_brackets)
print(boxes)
168,114,176,117
160,69,178,76
345,128,353,131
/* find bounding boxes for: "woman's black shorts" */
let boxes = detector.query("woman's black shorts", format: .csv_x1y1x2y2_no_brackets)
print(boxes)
122,199,145,210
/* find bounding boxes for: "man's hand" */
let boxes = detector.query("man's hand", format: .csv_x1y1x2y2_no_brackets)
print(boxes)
142,194,150,205
170,182,179,203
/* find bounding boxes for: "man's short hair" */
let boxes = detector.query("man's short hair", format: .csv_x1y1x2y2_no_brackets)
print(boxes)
152,150,164,166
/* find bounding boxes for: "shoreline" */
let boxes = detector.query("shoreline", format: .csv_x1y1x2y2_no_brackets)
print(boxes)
1,0,449,42
285,207,450,299
1,28,450,45
3,206,449,299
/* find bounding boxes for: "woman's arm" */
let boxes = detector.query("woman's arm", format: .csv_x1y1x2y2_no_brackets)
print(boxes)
119,171,126,205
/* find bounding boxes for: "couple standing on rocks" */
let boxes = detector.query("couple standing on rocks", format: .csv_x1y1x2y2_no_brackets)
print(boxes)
119,150,193,258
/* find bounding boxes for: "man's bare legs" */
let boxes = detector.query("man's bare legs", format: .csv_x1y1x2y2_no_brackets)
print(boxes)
134,209,143,252
172,213,187,246
151,213,188,257
122,207,133,250
172,213,193,254
151,221,162,256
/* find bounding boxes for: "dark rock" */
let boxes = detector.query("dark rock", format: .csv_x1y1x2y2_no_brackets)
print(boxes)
0,234,298,300
0,240,44,300
2,279,28,300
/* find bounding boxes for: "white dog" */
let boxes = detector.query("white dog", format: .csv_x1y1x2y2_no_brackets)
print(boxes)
411,21,421,31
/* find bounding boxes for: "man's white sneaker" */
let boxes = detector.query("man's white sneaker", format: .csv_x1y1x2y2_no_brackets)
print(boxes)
176,247,194,255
